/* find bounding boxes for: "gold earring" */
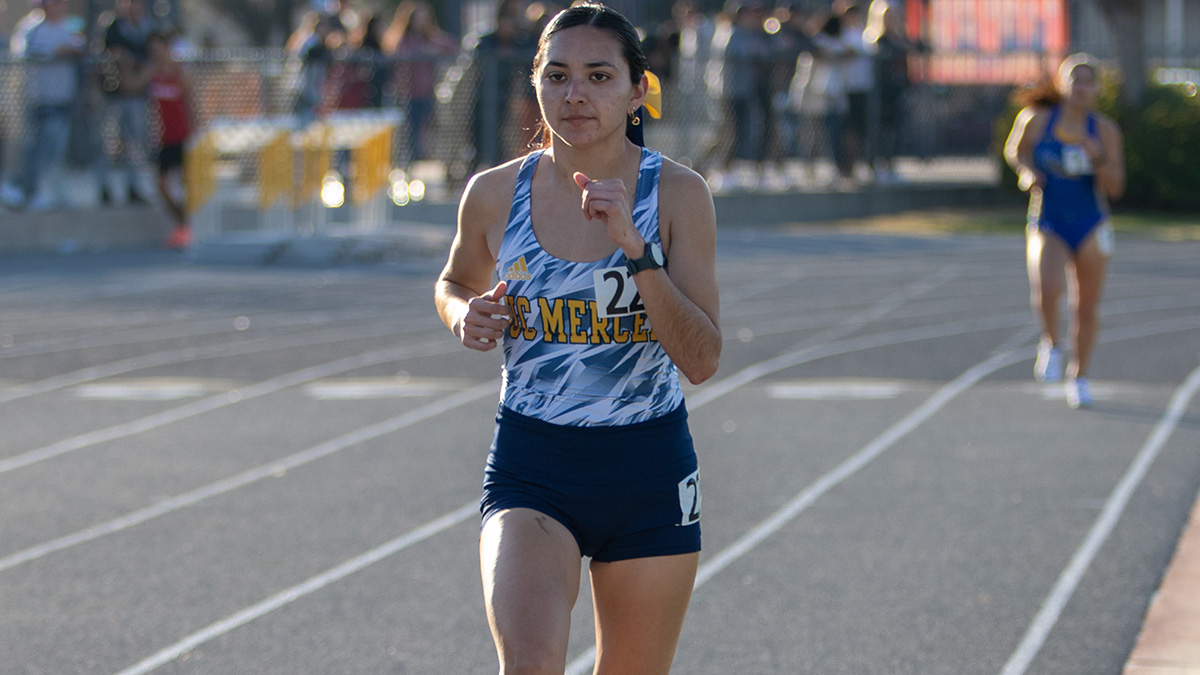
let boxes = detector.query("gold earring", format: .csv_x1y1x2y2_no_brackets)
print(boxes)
629,111,641,126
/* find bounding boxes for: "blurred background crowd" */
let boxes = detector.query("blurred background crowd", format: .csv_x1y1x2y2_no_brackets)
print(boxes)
0,0,1196,216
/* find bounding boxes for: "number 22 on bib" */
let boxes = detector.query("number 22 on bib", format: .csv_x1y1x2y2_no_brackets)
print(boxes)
593,266,647,319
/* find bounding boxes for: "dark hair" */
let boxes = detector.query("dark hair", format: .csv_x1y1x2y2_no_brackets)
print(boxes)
1012,76,1062,108
528,2,648,149
532,3,647,87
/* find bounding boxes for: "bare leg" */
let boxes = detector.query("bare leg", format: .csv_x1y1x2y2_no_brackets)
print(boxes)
1067,231,1109,379
1026,228,1070,347
480,508,582,675
590,552,699,675
157,169,187,227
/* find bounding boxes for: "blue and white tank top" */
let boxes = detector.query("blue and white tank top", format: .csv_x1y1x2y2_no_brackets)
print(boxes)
1030,106,1106,231
496,148,684,427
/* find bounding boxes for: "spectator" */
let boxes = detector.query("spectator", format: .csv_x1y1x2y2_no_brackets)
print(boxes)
291,15,335,128
145,30,193,249
286,10,321,55
837,2,874,181
863,0,915,183
707,1,772,185
98,0,156,205
772,5,815,104
468,0,536,171
525,2,562,37
672,0,713,167
350,13,388,109
641,5,683,84
329,11,385,111
787,12,849,185
767,4,815,179
382,0,458,165
1,0,86,212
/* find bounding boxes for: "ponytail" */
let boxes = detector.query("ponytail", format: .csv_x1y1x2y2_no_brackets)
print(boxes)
1012,76,1062,108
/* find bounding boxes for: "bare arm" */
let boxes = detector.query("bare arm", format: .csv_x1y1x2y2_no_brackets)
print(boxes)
575,161,721,384
1004,106,1047,192
1091,115,1125,200
434,167,514,352
642,164,722,384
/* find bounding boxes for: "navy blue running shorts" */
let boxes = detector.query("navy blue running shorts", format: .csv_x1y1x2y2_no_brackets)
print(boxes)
481,402,702,563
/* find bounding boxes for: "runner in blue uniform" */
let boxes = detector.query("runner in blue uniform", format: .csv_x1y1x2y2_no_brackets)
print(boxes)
433,4,721,673
1005,53,1125,408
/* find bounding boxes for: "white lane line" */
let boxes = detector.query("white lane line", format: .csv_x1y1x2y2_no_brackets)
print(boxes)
693,347,1024,590
94,315,1200,675
0,381,498,574
566,317,1200,675
72,381,213,401
565,350,1031,675
999,362,1200,675
767,380,910,400
108,504,478,675
0,320,430,405
302,380,455,400
0,304,431,360
0,341,458,476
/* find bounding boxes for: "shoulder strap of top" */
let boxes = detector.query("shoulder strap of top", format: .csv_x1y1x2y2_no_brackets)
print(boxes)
1087,112,1098,138
632,148,663,243
503,150,543,237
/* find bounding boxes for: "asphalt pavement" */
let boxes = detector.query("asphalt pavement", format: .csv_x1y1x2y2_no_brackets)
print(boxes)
1,226,1198,675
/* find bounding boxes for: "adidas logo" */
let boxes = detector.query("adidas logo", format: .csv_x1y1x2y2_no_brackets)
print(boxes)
504,256,533,281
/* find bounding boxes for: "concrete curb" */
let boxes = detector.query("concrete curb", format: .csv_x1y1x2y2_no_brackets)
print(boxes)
1124,487,1200,674
2,183,1023,259
0,204,168,254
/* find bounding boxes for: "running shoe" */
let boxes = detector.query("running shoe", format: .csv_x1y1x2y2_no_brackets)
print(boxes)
1034,341,1064,382
1066,377,1093,409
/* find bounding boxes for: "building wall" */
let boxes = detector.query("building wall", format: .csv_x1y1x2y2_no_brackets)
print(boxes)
1070,0,1200,64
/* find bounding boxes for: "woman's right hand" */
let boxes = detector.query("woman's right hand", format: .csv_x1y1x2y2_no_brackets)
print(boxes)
1017,166,1045,192
458,281,509,352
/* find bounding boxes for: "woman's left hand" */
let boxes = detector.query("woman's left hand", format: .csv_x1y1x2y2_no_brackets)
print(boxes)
574,172,643,254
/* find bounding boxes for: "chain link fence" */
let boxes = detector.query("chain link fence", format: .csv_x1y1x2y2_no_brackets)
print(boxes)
0,48,1013,215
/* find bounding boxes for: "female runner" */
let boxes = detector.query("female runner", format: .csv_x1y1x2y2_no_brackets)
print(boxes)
434,4,721,672
1005,53,1125,408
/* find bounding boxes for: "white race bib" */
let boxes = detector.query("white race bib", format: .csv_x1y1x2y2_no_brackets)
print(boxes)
677,469,701,526
593,266,646,319
1062,145,1093,176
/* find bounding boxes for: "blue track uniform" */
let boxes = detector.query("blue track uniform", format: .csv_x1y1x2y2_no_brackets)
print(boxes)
481,147,702,561
1028,106,1109,252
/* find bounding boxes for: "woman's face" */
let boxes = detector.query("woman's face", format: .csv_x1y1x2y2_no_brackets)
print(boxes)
535,26,644,148
1061,64,1099,109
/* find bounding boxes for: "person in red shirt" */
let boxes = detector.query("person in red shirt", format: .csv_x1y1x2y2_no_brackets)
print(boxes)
145,30,193,249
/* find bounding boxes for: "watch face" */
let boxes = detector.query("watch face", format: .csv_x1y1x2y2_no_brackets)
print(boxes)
650,243,664,266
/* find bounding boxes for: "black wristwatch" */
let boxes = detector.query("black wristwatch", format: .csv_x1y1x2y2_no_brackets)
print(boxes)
625,242,665,276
